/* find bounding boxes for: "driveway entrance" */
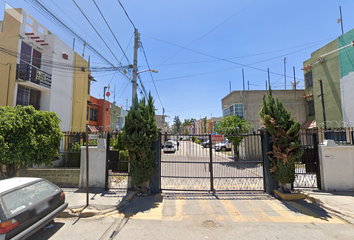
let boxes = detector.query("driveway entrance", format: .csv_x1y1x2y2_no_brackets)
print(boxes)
160,133,264,192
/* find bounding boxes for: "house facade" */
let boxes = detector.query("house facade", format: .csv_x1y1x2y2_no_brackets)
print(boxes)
303,28,354,128
0,8,91,132
222,90,307,129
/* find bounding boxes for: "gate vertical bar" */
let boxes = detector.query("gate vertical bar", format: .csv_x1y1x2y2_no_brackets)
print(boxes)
209,134,214,192
105,132,110,190
313,132,322,190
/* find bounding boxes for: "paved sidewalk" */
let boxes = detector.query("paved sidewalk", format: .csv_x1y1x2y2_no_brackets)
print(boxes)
299,189,354,224
58,188,136,218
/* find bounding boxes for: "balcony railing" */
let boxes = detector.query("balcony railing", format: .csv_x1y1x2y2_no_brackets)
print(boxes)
16,63,52,89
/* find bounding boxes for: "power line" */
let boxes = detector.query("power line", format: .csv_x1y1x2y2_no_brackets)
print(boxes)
156,0,259,67
73,0,123,67
116,0,136,29
26,0,130,80
93,0,130,64
140,42,164,110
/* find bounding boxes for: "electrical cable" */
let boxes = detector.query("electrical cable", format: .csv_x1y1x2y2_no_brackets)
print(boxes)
72,0,123,68
140,42,164,110
116,0,136,29
93,0,130,64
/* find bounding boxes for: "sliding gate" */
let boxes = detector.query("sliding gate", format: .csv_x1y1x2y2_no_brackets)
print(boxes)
160,133,264,191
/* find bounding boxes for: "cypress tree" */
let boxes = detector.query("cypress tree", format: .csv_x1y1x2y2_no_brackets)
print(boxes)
122,93,159,190
259,88,303,193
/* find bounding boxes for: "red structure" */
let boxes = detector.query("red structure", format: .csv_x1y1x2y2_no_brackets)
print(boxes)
88,96,111,133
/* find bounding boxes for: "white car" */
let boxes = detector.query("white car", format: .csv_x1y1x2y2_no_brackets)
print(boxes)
214,139,232,151
163,141,176,153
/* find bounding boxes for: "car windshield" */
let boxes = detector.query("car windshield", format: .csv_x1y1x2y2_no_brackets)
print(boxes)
1,180,59,216
165,142,174,147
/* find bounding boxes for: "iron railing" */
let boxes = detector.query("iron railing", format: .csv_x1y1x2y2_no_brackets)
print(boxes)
16,63,52,89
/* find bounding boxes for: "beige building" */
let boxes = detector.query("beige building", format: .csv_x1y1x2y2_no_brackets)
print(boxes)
155,115,169,133
222,90,306,129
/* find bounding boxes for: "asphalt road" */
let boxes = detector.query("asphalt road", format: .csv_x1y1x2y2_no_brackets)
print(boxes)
28,192,354,240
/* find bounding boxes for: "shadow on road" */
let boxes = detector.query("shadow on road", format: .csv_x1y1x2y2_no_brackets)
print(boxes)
119,193,163,218
27,221,65,240
162,191,275,201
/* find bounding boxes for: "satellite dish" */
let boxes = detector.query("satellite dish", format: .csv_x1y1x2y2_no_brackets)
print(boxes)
290,81,300,90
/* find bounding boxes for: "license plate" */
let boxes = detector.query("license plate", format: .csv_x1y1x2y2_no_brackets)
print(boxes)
35,202,50,214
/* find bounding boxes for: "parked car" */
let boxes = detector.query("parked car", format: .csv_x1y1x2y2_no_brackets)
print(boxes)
163,141,176,153
0,177,68,240
214,138,232,151
201,140,211,148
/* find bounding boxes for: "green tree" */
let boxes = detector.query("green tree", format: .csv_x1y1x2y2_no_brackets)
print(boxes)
259,87,303,193
0,106,63,177
181,118,196,128
184,129,189,135
122,93,159,188
173,115,182,133
214,115,252,160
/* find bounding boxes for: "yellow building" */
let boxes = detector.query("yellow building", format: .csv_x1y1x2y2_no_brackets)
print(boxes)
0,7,91,132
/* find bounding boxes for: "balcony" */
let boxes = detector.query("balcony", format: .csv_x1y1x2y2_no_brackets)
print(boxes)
16,63,52,90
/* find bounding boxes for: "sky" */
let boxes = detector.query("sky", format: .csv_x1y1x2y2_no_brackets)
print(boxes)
1,0,354,127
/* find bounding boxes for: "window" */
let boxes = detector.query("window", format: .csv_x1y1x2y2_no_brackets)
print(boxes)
234,104,244,118
307,100,315,116
90,108,98,121
2,180,59,217
25,15,33,33
223,107,230,117
305,72,313,87
88,80,90,94
16,85,41,110
86,107,89,121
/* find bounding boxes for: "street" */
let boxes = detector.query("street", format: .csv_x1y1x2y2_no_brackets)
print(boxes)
29,192,354,240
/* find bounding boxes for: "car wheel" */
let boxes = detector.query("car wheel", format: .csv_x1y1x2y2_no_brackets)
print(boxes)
205,144,209,148
221,146,226,151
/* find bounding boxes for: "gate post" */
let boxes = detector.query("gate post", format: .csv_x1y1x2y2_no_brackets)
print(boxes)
150,132,161,194
260,129,278,194
105,132,110,190
209,134,214,192
313,132,322,190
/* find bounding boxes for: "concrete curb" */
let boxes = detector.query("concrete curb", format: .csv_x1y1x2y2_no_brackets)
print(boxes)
57,191,137,219
299,190,354,225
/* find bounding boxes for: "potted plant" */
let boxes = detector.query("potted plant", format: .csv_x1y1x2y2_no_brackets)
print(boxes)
259,88,303,193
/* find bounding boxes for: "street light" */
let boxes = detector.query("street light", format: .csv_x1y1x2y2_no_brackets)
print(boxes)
132,69,158,105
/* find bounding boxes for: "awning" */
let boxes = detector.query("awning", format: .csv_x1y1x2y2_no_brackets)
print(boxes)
87,125,99,132
301,120,316,129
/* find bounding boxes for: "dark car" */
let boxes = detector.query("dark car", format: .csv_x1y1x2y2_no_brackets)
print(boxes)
0,177,68,240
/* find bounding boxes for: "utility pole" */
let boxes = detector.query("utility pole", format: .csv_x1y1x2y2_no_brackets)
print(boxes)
339,6,344,35
103,86,107,137
319,80,327,130
267,68,270,89
132,28,139,106
242,68,245,91
284,57,286,90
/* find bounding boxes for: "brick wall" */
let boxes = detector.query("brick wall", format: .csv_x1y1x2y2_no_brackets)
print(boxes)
19,168,80,188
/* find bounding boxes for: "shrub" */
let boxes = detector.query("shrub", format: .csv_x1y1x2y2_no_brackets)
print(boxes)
192,136,196,142
67,142,81,167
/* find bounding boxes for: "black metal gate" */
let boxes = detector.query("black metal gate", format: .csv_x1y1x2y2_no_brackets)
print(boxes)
160,132,264,191
105,133,129,190
295,132,321,189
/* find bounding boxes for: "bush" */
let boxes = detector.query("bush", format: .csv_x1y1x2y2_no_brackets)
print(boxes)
196,140,201,144
192,136,196,142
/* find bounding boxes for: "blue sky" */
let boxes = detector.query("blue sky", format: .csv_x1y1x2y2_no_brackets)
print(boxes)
1,0,354,127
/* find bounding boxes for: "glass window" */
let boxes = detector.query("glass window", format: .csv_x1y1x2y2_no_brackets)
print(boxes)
26,16,33,25
223,107,230,117
87,107,89,120
88,80,90,94
307,100,315,116
305,72,313,87
1,181,59,217
234,104,244,118
90,108,98,121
